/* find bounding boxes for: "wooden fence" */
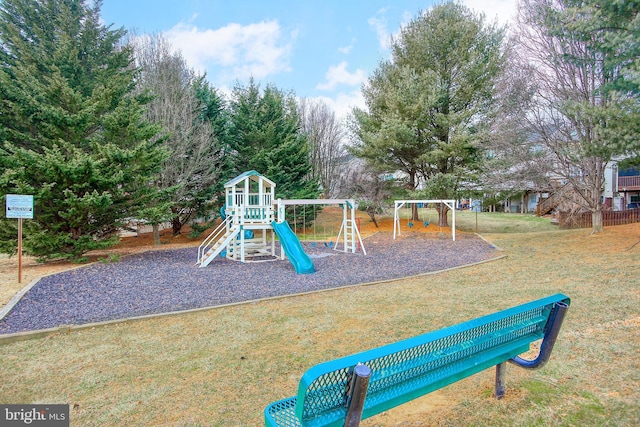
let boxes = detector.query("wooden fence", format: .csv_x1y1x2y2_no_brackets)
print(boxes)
558,208,640,229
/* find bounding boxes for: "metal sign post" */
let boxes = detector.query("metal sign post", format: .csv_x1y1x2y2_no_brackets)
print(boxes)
5,194,34,283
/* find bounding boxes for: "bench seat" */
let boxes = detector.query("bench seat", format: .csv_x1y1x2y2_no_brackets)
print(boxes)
265,293,570,427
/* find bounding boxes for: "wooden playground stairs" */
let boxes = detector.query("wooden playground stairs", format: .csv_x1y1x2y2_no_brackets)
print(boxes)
536,183,571,216
197,217,240,268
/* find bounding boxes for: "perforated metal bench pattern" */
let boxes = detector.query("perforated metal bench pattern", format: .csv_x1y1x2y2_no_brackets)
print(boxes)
265,294,569,427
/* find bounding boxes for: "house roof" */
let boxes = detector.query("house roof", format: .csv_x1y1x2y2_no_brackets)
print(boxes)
224,170,276,188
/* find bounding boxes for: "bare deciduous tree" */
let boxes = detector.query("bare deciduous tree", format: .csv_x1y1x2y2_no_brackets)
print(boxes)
482,39,554,201
336,158,391,227
133,34,225,242
514,0,638,232
298,98,346,198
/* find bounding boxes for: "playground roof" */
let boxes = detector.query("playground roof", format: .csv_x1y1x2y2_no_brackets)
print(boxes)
224,170,276,188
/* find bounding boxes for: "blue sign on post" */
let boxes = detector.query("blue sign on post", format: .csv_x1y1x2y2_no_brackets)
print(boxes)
5,194,33,284
6,194,34,219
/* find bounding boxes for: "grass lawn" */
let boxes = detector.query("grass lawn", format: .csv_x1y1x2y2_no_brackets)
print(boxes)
0,215,639,426
396,207,559,234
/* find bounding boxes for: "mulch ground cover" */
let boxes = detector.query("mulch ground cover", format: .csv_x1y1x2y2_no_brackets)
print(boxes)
0,232,498,334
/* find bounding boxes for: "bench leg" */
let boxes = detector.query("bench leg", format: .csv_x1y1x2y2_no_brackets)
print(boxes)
344,363,371,427
510,301,569,370
495,362,507,399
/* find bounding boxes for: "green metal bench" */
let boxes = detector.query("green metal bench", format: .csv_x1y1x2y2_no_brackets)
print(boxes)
264,293,570,427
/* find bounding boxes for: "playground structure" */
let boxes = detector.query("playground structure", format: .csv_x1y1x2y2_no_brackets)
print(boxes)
197,171,365,273
393,199,457,241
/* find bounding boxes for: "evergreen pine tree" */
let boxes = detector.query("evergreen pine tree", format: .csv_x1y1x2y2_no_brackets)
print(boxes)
228,79,319,200
192,76,235,219
0,0,166,259
349,2,505,224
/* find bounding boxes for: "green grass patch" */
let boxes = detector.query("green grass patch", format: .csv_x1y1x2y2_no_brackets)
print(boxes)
98,253,122,263
395,208,560,234
455,211,559,234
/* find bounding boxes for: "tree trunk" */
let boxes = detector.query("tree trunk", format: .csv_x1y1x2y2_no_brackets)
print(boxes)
438,204,450,227
408,170,419,221
152,224,161,246
591,210,603,234
411,204,419,221
172,217,182,236
366,206,379,228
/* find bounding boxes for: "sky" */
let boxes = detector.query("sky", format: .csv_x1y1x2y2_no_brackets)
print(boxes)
101,0,518,119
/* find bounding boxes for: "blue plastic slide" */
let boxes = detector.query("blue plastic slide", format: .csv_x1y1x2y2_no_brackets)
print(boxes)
271,221,316,274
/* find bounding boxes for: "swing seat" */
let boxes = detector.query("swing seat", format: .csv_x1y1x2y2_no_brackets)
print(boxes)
424,221,429,227
408,221,414,228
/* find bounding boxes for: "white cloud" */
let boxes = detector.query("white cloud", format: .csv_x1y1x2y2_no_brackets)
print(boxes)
461,0,518,26
368,8,392,50
310,90,365,124
164,20,295,85
338,38,357,54
338,44,353,55
316,61,366,91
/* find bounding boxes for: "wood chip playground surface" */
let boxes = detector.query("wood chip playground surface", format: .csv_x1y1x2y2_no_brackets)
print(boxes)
0,231,500,335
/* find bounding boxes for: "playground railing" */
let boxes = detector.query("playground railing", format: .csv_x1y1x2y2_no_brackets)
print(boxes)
242,205,274,223
197,216,233,265
264,294,570,427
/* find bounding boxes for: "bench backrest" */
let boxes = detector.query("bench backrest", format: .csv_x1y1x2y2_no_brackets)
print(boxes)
294,293,570,427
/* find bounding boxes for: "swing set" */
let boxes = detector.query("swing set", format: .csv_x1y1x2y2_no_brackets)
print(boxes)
276,198,367,255
393,199,457,241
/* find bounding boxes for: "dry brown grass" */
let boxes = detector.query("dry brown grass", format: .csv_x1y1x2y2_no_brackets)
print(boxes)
0,216,639,426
